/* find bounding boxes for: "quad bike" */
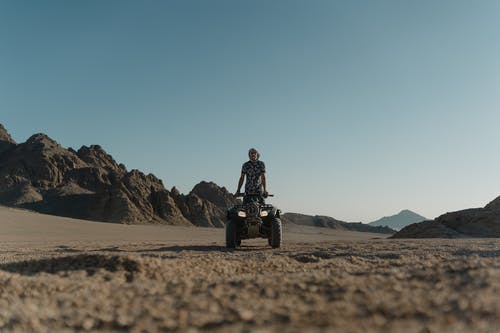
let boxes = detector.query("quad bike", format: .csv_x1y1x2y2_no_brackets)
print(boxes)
226,193,282,248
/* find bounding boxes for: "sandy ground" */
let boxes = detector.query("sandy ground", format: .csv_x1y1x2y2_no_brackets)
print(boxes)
1,206,500,333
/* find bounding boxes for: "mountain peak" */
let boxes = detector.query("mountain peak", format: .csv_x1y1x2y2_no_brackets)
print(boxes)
190,181,234,207
0,124,16,144
26,133,59,146
77,145,124,173
398,209,422,216
369,210,427,231
0,124,16,154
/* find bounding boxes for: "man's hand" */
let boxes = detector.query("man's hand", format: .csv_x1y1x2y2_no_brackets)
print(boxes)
263,191,269,198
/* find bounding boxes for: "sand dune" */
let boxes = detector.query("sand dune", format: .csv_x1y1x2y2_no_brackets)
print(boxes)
1,206,500,332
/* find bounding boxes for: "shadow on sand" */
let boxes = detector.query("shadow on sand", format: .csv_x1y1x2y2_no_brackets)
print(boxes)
135,244,274,253
0,254,140,278
0,246,278,277
453,249,500,258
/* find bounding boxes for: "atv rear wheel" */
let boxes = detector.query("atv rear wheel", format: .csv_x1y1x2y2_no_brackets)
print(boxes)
270,218,282,248
226,220,238,248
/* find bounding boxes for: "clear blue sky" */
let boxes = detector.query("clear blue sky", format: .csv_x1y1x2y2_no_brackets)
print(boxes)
2,0,500,222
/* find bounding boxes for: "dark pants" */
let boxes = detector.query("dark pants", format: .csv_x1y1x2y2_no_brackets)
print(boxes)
243,194,265,205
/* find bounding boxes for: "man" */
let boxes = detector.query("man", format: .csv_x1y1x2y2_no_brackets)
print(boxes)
236,148,268,203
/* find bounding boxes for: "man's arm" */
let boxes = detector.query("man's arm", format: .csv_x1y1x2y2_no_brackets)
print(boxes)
261,173,268,197
236,173,245,195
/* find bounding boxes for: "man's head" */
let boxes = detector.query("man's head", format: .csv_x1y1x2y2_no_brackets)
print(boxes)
248,148,260,162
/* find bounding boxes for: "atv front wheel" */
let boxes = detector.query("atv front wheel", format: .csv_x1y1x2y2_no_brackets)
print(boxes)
226,220,238,248
270,218,282,248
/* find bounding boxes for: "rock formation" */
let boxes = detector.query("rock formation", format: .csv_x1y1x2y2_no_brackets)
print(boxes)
0,124,16,155
0,124,232,226
392,196,500,238
171,182,237,227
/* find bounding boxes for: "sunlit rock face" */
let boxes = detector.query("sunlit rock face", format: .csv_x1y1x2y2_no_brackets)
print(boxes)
171,181,237,227
0,124,238,226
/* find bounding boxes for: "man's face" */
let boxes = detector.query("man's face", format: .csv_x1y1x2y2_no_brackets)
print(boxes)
249,151,258,161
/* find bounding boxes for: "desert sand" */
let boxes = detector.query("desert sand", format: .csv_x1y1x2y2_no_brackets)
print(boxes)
1,206,500,333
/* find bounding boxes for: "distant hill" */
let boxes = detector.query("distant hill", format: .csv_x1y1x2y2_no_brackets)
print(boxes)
392,196,500,238
368,210,427,231
282,213,395,234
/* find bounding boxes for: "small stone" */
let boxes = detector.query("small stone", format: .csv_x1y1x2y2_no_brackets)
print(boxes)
239,309,254,321
82,318,94,330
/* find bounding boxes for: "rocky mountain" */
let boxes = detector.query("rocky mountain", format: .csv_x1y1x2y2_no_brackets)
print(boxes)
0,124,236,226
368,209,427,231
282,213,395,234
171,181,236,228
392,196,500,238
0,124,16,154
0,124,402,234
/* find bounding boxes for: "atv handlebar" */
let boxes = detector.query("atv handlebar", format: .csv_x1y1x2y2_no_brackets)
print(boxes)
235,193,274,198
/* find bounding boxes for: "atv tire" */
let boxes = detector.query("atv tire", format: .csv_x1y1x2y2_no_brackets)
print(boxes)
270,218,282,248
226,220,238,248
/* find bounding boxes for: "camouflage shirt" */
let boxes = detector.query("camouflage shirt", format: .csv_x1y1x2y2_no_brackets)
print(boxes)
241,160,266,194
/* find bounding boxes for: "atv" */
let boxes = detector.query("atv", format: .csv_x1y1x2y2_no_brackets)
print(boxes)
226,193,282,248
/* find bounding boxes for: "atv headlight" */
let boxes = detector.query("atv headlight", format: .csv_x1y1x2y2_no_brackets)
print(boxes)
260,210,269,217
238,211,247,218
